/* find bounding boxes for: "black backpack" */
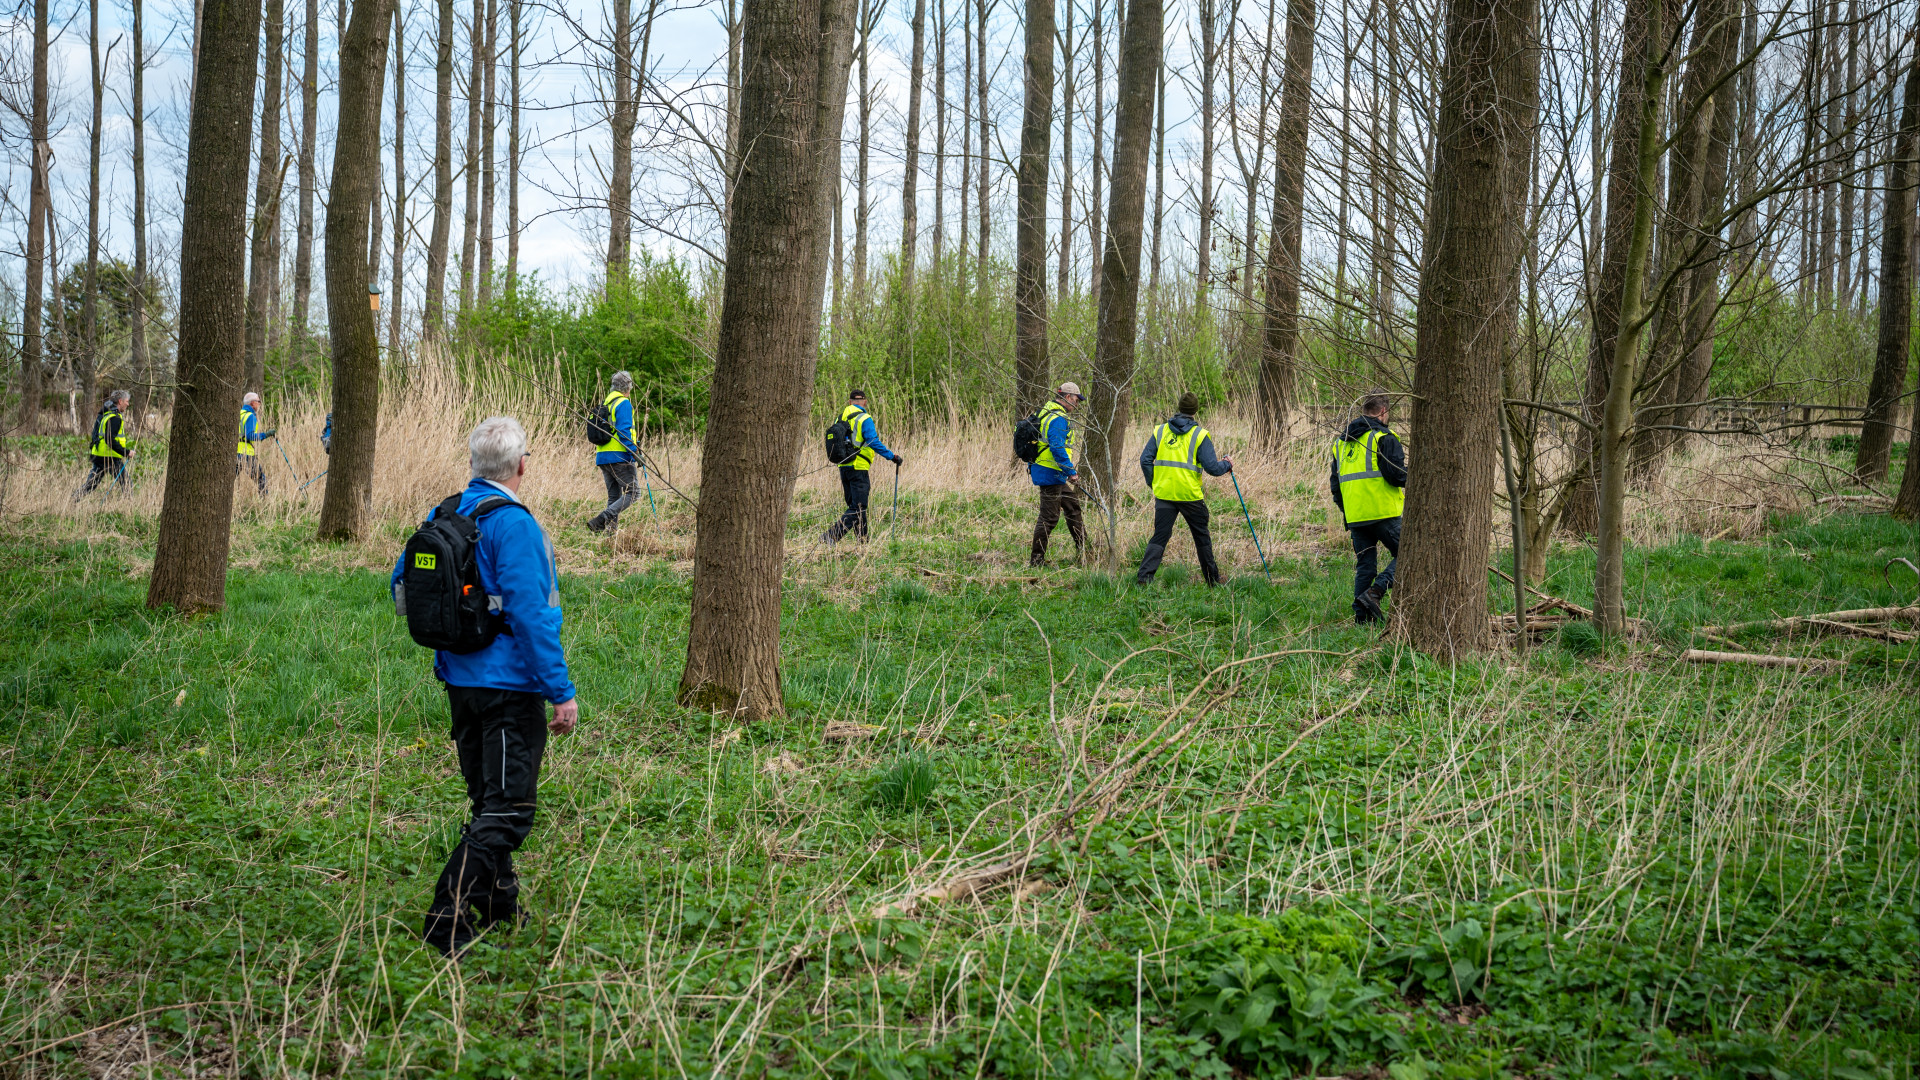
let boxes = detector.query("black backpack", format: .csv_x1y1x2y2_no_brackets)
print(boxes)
585,398,614,445
824,414,862,465
1013,413,1045,464
396,494,520,653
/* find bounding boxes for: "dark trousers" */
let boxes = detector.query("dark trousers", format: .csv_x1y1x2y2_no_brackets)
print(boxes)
423,684,549,955
1350,517,1401,598
1030,483,1086,564
1136,499,1221,585
81,455,126,494
827,466,872,542
593,462,639,528
235,453,267,495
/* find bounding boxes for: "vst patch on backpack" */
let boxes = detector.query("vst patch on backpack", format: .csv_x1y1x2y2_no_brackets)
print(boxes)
396,494,519,653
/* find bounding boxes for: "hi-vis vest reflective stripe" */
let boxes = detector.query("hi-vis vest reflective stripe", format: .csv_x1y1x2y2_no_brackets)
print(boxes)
236,408,256,455
841,404,875,470
1334,427,1405,524
1149,423,1210,502
1034,400,1075,473
91,409,125,459
597,390,632,455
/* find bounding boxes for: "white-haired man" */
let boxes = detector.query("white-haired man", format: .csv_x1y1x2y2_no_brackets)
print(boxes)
80,389,134,496
391,416,580,956
236,391,274,495
587,370,641,533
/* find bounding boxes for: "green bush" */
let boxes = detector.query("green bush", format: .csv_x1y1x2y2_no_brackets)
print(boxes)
866,754,939,812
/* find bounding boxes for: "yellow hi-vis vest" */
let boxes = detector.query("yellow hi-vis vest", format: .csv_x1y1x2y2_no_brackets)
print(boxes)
91,408,126,458
1034,400,1076,473
1149,422,1210,502
840,403,876,470
236,407,257,455
597,390,632,455
1334,426,1405,524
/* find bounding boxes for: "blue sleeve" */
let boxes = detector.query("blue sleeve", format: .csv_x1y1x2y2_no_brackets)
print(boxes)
1047,415,1074,475
244,413,257,442
861,416,894,460
615,398,637,453
1197,435,1232,476
487,511,577,704
322,415,332,439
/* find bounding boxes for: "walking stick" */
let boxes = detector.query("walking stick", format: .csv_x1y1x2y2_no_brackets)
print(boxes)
639,462,658,517
887,460,901,541
1230,471,1273,584
271,433,301,483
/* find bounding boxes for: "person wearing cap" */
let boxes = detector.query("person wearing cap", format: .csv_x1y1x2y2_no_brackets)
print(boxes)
823,389,903,544
80,389,133,496
587,370,642,534
236,392,275,495
1136,392,1233,586
1332,391,1407,624
1028,382,1086,566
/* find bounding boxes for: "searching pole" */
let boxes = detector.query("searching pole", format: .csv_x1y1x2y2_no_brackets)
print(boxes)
887,460,901,541
272,434,301,484
1230,471,1273,584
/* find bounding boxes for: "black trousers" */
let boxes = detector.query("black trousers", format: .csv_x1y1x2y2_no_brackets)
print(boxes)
235,453,267,495
827,466,872,541
423,684,549,955
1136,499,1220,585
594,461,639,527
1030,483,1086,563
1350,517,1401,598
81,455,126,494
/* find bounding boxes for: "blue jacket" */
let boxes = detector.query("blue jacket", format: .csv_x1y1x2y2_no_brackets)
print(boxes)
595,397,638,466
240,405,260,447
1029,410,1076,485
1139,414,1232,487
857,413,896,462
391,477,578,704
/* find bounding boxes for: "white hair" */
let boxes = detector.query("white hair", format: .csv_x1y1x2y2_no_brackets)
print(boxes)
469,415,528,482
110,389,130,404
610,370,633,392
243,392,261,405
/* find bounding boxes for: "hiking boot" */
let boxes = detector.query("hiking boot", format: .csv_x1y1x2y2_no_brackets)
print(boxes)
1354,594,1383,624
1363,585,1388,614
585,514,607,535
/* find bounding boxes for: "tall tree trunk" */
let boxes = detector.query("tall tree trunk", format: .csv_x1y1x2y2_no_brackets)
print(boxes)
1392,0,1539,654
1817,0,1840,305
902,0,926,284
459,0,482,316
854,0,872,295
82,0,104,415
317,0,398,542
1147,59,1163,294
607,0,634,274
146,0,264,613
678,0,856,719
130,0,153,424
18,0,49,433
1081,0,1159,515
934,0,947,265
246,0,285,394
1196,0,1216,299
975,0,989,299
1014,0,1054,417
425,0,454,337
1858,38,1920,482
389,2,406,357
1838,0,1858,304
476,0,497,307
293,0,319,360
1254,0,1315,449
1057,5,1073,302
506,0,521,296
1088,0,1104,305
960,0,971,262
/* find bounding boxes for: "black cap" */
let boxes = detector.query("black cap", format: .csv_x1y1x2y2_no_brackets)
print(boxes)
849,389,868,400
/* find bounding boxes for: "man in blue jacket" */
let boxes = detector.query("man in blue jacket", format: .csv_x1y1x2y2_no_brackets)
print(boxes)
587,370,642,534
236,392,274,495
392,415,579,956
823,389,904,544
1029,381,1086,566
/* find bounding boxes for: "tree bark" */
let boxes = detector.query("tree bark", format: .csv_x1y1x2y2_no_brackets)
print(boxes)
1088,0,1104,306
146,0,264,613
1014,0,1054,418
389,2,406,357
476,0,497,306
246,0,285,394
678,0,855,719
317,0,398,542
1253,0,1315,449
293,0,319,361
607,0,635,274
459,0,482,316
18,0,49,433
934,0,947,264
506,0,521,295
1196,0,1217,299
854,0,872,296
1147,58,1163,294
1057,8,1073,302
425,0,454,337
1081,0,1159,515
901,0,927,284
1858,38,1920,482
1391,0,1539,655
130,0,153,424
80,0,105,417
975,0,989,300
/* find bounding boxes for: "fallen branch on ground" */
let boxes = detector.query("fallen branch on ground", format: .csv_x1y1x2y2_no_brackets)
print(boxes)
1699,605,1920,636
1681,649,1843,671
1815,494,1892,507
1805,619,1917,644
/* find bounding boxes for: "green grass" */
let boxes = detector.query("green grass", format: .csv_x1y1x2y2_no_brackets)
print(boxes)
1,492,1916,1078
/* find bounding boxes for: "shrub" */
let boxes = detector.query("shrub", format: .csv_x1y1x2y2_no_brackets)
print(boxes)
1557,620,1603,656
866,754,939,812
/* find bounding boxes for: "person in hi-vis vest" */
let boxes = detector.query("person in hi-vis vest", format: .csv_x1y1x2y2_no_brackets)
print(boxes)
822,390,902,544
1331,392,1408,624
1028,381,1086,566
1135,392,1234,586
587,371,642,534
80,389,133,496
236,392,275,495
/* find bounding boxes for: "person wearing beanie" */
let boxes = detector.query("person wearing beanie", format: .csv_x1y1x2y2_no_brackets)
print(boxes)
823,389,903,544
1136,392,1234,586
1028,381,1087,566
1331,391,1407,623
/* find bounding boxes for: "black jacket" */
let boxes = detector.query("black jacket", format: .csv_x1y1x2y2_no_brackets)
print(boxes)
1329,415,1406,511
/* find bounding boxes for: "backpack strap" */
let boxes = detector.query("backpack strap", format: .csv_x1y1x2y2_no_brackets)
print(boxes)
469,495,522,520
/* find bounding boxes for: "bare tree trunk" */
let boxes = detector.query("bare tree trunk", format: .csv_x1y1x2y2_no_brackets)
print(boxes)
424,0,454,337
18,0,49,433
293,0,319,358
1196,0,1216,299
506,0,521,297
146,0,264,613
389,2,406,357
317,0,398,542
960,0,972,263
902,0,927,284
854,0,872,296
246,0,285,394
975,0,989,299
1392,0,1539,655
1089,0,1104,306
934,0,947,265
1057,7,1074,302
476,0,497,306
1859,38,1920,482
1818,0,1840,306
1014,0,1054,417
1148,59,1163,294
1254,0,1315,449
130,0,153,424
679,0,856,719
1839,0,1858,304
607,0,634,274
1081,0,1159,513
82,0,104,415
459,0,481,317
